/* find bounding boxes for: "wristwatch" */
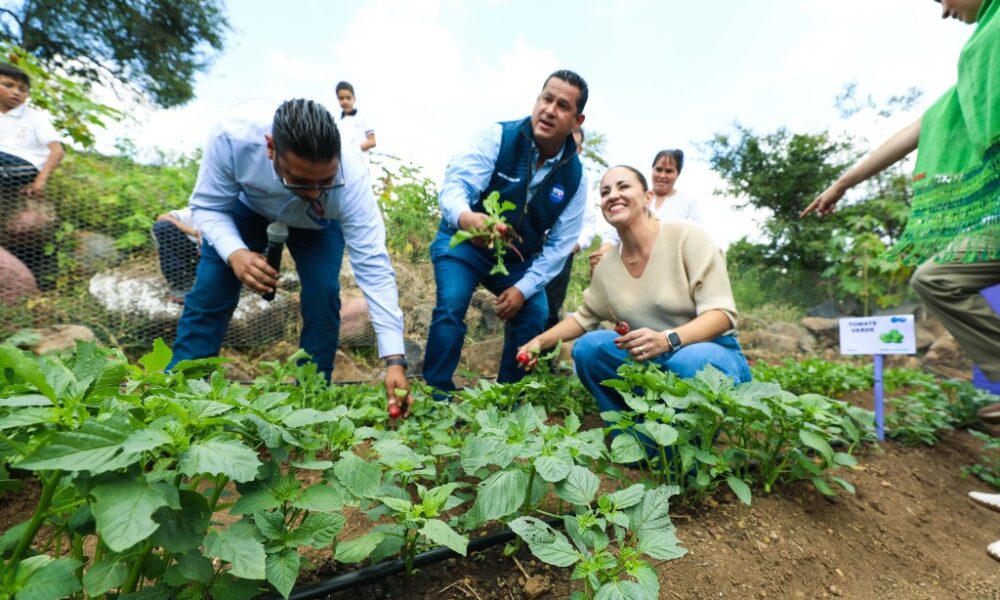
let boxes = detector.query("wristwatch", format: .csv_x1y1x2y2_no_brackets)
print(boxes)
384,356,408,369
662,330,682,351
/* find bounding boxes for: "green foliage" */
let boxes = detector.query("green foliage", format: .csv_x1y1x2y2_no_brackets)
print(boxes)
965,429,1000,490
706,109,915,313
752,358,872,398
885,374,997,446
450,191,519,276
0,340,904,598
510,484,685,600
0,43,121,146
603,362,870,503
372,156,440,263
2,0,228,109
706,124,853,274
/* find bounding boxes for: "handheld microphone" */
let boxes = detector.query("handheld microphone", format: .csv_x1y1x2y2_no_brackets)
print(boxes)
263,221,288,301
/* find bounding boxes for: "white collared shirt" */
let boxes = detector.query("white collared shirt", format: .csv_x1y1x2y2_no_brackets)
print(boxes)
0,103,62,169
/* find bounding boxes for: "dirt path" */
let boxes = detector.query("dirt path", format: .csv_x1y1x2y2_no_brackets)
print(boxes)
358,429,1000,600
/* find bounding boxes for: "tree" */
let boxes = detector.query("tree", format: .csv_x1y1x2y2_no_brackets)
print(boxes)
0,0,228,109
705,124,854,274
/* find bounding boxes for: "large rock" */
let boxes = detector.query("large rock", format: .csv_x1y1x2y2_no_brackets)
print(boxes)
2,199,57,242
28,325,97,355
801,317,839,347
740,329,800,356
766,321,817,353
0,246,38,306
922,331,971,379
73,231,121,273
339,294,374,348
915,318,948,351
88,266,299,349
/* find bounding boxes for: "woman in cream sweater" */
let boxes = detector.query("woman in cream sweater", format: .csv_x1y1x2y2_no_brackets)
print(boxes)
519,164,750,416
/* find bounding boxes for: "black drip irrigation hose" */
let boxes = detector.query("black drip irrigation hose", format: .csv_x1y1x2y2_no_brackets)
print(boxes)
270,517,563,600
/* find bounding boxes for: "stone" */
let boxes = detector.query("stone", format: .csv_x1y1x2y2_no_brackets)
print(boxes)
767,321,817,353
73,231,121,273
0,245,38,306
801,317,839,346
922,332,971,378
740,329,800,355
88,264,299,349
806,299,841,318
2,199,57,241
338,294,374,348
914,317,947,351
29,324,96,355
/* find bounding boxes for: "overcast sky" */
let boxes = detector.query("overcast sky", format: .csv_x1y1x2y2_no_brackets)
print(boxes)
99,0,973,247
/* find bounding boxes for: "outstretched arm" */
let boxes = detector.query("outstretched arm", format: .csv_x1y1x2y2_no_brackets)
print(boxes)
801,117,921,218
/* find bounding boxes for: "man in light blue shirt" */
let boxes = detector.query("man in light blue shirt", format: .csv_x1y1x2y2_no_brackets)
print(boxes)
424,70,589,395
168,99,411,412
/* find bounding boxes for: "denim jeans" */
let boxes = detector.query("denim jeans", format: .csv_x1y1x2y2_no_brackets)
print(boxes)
168,201,345,380
543,251,576,330
422,228,548,393
572,330,752,426
152,220,200,293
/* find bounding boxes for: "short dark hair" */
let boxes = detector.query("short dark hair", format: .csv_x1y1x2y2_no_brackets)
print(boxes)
545,69,588,114
0,63,30,87
335,81,355,95
271,99,341,162
608,164,649,192
652,149,685,174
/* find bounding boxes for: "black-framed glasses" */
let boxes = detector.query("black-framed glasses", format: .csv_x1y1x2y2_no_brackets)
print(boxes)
274,154,338,194
279,177,337,193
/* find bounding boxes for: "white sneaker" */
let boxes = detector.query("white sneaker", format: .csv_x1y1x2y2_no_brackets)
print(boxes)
969,491,1000,513
988,539,1000,563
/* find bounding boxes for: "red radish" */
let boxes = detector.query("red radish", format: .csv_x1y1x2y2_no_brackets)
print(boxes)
516,351,531,367
388,405,401,419
615,321,630,335
496,223,508,236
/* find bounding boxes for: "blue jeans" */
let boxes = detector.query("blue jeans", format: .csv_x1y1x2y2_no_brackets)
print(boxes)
153,220,200,293
572,330,751,423
422,228,548,393
168,201,345,380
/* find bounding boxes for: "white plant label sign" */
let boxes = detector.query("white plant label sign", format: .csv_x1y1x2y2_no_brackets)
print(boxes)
839,315,916,355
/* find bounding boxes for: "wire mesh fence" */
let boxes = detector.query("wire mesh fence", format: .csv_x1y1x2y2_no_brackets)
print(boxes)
0,151,510,360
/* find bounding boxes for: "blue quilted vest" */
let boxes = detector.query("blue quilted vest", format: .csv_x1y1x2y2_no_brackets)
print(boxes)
455,117,582,266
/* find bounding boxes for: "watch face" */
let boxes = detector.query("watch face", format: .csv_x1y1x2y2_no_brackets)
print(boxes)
667,332,682,348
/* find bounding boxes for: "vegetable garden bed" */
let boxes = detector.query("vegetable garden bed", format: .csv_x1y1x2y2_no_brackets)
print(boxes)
0,342,997,599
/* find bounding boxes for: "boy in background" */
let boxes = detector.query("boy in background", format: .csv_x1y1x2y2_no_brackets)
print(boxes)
335,81,376,157
0,63,64,201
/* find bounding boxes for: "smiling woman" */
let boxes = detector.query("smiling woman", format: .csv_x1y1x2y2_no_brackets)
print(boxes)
519,164,750,449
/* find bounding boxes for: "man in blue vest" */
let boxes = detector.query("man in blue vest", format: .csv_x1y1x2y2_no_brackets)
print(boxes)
423,70,588,396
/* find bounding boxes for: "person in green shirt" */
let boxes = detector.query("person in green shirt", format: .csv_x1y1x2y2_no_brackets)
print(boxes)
802,0,1000,560
803,0,999,384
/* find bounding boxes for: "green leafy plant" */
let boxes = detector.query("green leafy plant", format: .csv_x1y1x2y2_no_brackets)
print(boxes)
511,484,686,600
602,363,869,504
449,191,520,275
965,430,1000,490
752,358,872,398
